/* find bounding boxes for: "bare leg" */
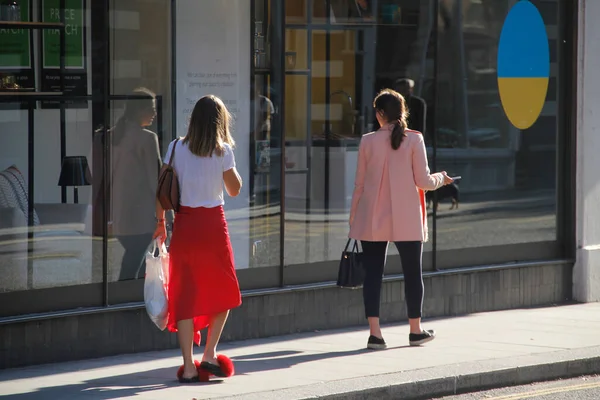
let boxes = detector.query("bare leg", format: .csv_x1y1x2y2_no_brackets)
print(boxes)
177,319,198,379
368,317,383,338
202,310,229,364
409,318,423,334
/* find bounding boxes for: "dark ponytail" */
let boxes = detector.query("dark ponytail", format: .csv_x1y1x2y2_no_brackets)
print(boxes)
391,118,407,150
373,89,409,150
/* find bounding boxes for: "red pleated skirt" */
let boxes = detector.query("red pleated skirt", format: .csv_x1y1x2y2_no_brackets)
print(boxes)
167,205,241,344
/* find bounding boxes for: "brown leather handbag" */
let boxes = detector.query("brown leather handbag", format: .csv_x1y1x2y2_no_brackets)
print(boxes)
157,138,181,212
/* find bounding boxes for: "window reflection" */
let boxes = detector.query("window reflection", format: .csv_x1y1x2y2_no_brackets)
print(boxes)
104,89,160,281
0,0,570,318
284,1,436,269
284,0,560,271
0,0,99,299
433,0,558,255
107,0,171,282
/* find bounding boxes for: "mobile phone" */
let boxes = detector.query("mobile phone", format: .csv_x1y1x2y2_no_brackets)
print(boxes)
450,176,462,180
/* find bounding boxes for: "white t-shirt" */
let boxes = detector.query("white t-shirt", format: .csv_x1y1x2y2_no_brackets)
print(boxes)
163,139,236,208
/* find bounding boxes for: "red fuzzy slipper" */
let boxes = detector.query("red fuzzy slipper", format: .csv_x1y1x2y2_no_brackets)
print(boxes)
199,355,235,379
197,367,211,382
176,360,201,383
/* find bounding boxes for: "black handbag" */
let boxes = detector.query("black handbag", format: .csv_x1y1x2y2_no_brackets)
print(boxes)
337,239,365,289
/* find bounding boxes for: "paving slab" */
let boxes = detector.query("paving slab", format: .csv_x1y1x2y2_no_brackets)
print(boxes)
1,304,600,399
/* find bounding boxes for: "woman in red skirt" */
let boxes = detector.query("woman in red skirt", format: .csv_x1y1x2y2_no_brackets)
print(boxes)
154,95,242,383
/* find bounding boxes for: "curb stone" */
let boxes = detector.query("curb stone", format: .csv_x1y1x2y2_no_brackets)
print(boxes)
323,357,600,400
220,347,600,400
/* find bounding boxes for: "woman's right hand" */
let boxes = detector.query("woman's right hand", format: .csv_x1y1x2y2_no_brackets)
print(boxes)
153,220,167,244
441,171,454,185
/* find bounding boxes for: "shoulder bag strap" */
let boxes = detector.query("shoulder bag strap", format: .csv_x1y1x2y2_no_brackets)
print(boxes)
343,238,352,253
168,138,180,166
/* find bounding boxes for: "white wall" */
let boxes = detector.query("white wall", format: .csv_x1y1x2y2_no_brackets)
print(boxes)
574,0,600,302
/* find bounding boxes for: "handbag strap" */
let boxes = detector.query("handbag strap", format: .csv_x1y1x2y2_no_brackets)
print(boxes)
344,239,361,253
167,138,181,167
343,238,352,252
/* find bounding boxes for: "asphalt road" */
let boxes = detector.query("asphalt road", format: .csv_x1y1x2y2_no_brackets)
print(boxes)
437,375,600,400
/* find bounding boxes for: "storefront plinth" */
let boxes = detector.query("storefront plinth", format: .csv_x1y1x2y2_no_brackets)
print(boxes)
574,247,600,302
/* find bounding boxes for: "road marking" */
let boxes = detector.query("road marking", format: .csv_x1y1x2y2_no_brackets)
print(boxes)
488,381,600,399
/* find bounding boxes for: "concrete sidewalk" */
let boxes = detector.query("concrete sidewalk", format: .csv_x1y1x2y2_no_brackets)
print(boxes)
1,304,600,399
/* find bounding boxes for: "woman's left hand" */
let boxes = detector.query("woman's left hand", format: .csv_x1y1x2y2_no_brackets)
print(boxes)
441,171,454,185
153,220,167,244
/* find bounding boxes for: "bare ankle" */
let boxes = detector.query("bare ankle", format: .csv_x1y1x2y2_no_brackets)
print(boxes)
367,317,382,338
369,328,383,338
408,318,422,334
181,359,197,378
203,349,217,362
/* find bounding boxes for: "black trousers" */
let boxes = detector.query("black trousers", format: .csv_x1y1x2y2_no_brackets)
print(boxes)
360,240,424,319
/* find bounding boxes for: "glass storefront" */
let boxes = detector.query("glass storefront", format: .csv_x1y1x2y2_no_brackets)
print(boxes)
0,0,574,317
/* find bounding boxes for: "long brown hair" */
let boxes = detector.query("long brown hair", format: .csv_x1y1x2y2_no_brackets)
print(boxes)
183,95,236,157
373,89,409,150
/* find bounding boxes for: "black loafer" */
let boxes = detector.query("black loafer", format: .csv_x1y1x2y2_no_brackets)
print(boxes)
367,335,387,350
409,329,436,346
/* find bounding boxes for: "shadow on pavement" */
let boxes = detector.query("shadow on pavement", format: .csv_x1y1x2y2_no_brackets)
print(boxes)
231,345,414,375
4,346,417,399
0,316,474,399
2,366,194,400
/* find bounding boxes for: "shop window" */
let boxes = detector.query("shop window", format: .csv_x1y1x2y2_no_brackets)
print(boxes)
0,0,102,314
433,0,559,260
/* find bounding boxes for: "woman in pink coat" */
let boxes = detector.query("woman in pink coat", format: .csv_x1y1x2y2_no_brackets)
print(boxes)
349,89,453,349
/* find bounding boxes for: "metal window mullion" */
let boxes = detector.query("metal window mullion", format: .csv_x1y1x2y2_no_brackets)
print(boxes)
272,0,286,287
432,0,440,271
101,0,110,306
59,0,66,203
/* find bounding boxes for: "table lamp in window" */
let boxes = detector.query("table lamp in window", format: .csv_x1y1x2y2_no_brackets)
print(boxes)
58,156,92,204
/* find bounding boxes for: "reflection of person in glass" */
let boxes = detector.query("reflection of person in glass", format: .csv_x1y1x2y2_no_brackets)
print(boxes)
250,94,274,203
330,0,373,21
349,89,453,350
256,95,274,142
257,141,270,169
394,78,427,135
110,87,161,281
154,95,242,382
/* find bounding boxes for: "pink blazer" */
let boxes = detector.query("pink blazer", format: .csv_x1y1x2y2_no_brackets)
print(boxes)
349,126,445,242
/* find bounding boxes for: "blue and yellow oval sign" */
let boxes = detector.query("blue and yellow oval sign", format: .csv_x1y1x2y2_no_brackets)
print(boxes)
497,0,549,130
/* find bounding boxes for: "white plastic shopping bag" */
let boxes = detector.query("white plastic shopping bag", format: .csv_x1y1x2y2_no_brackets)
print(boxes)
144,240,169,330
